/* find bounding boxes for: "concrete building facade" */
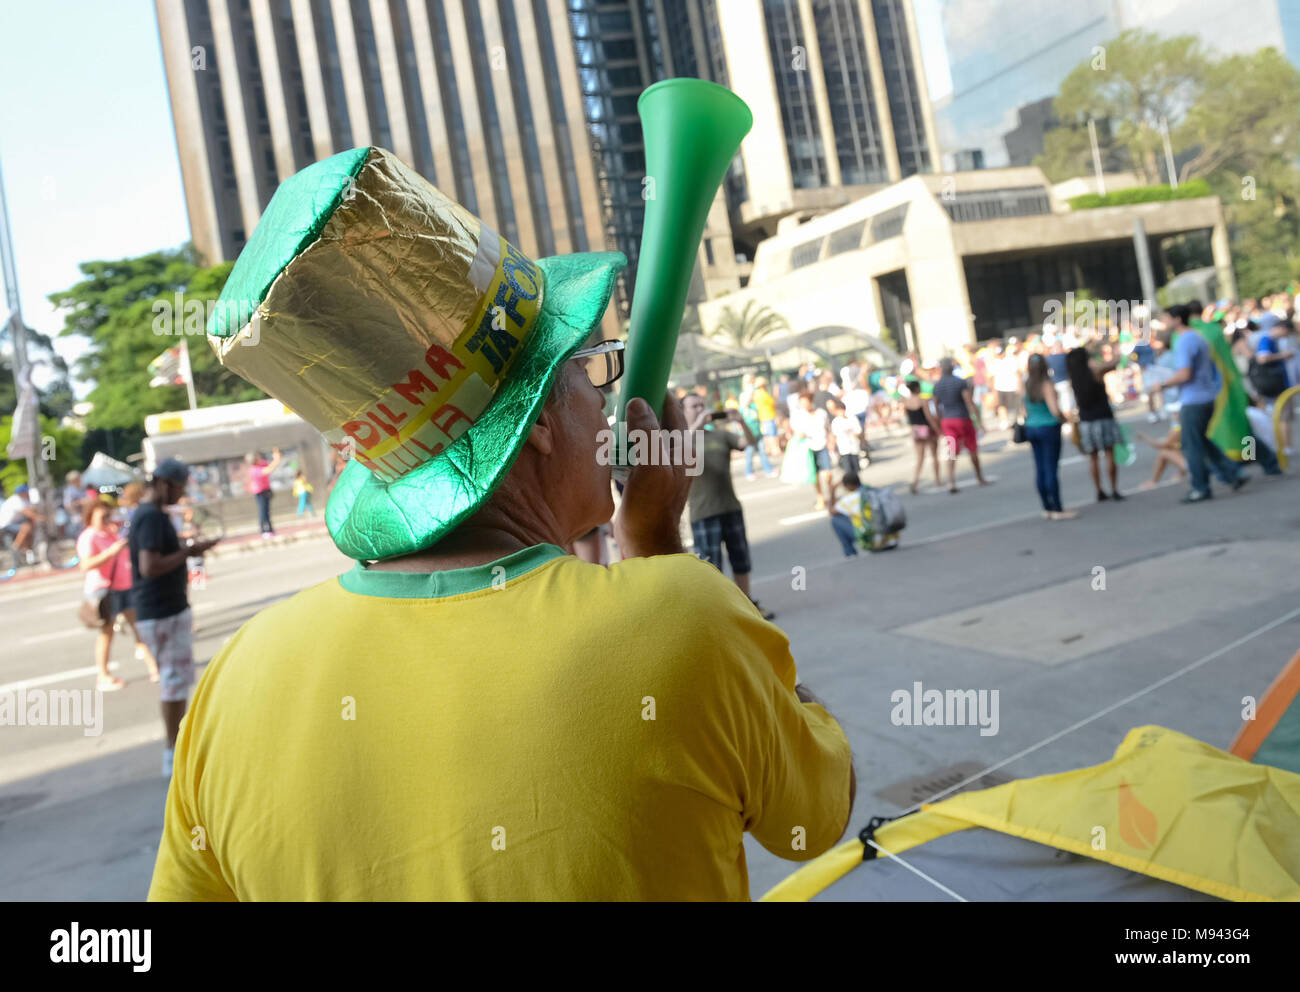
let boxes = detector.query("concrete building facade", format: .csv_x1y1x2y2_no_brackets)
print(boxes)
155,0,616,326
697,166,1234,361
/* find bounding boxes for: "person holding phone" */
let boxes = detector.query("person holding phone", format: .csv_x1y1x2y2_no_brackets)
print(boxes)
683,394,775,620
130,458,221,777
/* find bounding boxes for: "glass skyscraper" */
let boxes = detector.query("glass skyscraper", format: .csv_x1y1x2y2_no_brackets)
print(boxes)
930,0,1300,171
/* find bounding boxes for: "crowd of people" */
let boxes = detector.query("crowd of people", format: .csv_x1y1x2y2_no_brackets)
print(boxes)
674,291,1296,552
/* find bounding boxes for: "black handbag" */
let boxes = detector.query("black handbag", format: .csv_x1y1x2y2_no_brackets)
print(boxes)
1012,420,1027,444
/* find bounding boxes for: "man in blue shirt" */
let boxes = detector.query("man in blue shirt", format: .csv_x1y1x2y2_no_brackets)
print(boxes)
1157,304,1278,503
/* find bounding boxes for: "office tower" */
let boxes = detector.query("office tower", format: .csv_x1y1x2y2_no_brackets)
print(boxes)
156,0,939,316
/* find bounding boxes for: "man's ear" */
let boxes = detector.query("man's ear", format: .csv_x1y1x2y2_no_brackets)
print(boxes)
526,404,556,456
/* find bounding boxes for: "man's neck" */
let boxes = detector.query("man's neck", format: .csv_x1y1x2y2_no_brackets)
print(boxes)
368,519,563,574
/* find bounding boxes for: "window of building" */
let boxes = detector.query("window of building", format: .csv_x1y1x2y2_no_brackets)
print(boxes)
941,187,1051,223
790,237,826,269
463,0,518,242
869,203,908,241
871,0,930,176
499,0,556,257
311,0,353,150
429,0,477,214
828,220,867,255
763,0,827,189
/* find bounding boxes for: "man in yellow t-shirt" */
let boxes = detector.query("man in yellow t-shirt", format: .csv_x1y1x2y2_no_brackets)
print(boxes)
152,146,854,901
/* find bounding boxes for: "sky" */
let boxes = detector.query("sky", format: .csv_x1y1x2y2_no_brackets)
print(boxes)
0,0,190,395
914,0,953,102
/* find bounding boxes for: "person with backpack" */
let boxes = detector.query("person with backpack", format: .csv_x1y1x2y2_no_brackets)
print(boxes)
828,471,866,558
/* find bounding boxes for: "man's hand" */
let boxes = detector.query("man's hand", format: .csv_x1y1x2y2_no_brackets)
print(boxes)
687,406,713,431
614,395,690,558
187,537,220,555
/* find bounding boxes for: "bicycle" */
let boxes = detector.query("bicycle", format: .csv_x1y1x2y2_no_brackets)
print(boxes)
0,508,81,582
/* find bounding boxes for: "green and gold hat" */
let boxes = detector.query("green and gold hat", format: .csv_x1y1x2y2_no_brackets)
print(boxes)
207,146,624,561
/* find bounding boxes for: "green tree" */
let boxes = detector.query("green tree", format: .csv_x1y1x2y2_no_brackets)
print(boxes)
1037,30,1206,184
709,300,791,349
1037,34,1300,301
48,246,262,457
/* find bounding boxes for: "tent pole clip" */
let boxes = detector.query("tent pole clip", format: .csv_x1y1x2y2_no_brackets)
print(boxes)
859,816,894,861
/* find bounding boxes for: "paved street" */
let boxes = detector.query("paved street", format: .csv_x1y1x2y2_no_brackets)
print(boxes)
2,410,1297,900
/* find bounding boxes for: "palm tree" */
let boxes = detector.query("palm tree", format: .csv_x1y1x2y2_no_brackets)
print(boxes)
710,300,791,350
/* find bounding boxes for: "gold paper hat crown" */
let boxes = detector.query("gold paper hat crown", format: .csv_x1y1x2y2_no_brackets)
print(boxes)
210,146,544,482
208,147,625,561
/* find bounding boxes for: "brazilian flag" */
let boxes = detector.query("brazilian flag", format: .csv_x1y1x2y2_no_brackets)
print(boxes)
1189,318,1252,462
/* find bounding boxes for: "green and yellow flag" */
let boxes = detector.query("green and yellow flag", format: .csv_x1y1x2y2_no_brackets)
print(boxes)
1189,318,1251,461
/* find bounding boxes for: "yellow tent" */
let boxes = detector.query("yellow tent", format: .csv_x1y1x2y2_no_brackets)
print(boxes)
763,726,1300,902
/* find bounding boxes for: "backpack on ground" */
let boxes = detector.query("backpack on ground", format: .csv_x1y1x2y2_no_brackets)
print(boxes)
858,486,905,551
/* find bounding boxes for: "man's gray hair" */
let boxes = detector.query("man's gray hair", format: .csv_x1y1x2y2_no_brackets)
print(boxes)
939,357,955,374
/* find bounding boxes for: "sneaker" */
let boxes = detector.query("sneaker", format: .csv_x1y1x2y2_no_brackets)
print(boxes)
1097,491,1110,502
750,599,776,621
1180,489,1212,504
1111,491,1125,501
1232,474,1250,492
162,748,174,778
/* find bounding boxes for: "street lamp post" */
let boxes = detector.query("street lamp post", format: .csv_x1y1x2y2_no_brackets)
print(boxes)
0,144,45,502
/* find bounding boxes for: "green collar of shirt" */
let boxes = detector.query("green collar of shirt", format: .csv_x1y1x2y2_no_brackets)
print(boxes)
338,543,567,599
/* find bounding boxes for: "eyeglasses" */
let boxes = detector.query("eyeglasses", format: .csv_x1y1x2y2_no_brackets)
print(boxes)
570,339,625,389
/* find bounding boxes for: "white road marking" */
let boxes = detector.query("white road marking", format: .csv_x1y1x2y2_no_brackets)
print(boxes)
778,510,829,526
0,662,120,694
21,628,85,646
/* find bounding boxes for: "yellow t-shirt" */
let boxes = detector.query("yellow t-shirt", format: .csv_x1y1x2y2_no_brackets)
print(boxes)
834,490,866,530
753,388,777,422
148,545,852,901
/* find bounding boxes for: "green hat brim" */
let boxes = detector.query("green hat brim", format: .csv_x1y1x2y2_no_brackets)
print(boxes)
325,251,625,561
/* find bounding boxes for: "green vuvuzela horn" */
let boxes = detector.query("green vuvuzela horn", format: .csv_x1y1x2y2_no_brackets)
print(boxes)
614,79,752,431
